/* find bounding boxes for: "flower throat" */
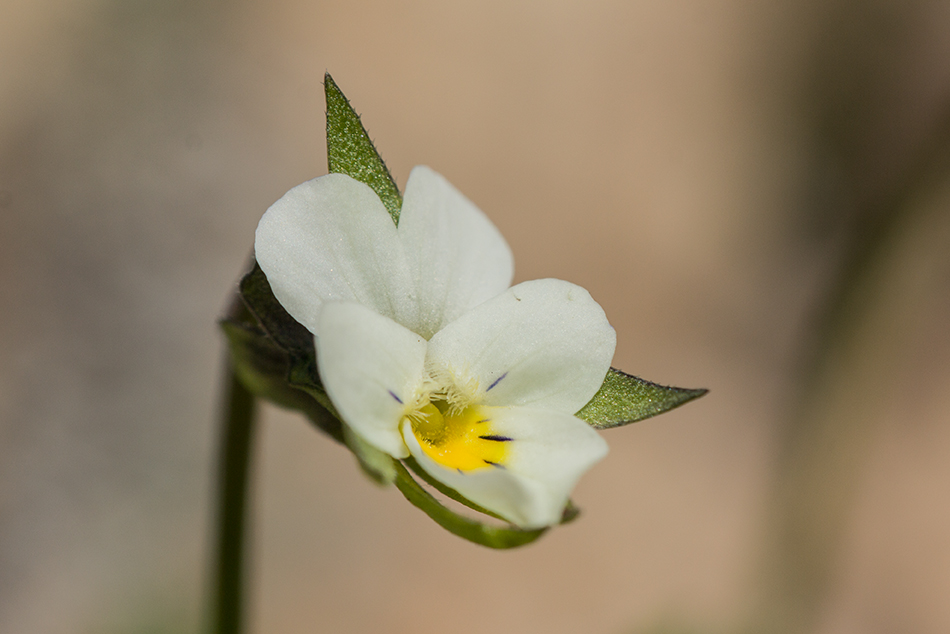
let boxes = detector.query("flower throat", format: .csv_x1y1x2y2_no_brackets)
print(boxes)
406,397,510,472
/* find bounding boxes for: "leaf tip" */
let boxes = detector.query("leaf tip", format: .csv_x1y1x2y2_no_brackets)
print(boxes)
323,71,339,95
577,368,709,429
684,387,709,400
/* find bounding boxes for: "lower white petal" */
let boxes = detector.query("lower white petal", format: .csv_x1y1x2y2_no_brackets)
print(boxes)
317,302,427,459
402,406,608,529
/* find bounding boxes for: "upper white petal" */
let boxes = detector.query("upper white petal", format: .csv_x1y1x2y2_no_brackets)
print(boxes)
397,166,513,339
254,173,415,337
426,279,616,414
316,302,427,459
402,406,608,529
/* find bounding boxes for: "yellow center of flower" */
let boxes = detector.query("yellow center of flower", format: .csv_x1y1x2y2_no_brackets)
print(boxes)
406,399,510,471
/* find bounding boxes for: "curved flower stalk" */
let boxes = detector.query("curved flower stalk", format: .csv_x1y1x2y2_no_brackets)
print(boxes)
256,165,615,529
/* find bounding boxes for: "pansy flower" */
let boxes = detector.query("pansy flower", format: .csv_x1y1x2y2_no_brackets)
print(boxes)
255,165,615,529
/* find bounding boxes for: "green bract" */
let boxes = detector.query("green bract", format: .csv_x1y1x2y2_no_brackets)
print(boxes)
325,74,402,224
577,369,707,429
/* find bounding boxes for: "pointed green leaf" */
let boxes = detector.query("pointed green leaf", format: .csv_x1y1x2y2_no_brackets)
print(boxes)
392,462,546,549
575,368,707,429
325,73,403,224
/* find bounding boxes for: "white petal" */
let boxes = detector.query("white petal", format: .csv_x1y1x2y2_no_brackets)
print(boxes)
427,279,616,414
402,407,608,529
254,173,415,337
397,166,513,339
317,302,427,458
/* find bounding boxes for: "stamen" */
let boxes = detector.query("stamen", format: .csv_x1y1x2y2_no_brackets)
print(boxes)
423,362,479,413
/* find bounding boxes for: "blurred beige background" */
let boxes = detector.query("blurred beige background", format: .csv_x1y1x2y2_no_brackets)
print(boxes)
2,1,949,633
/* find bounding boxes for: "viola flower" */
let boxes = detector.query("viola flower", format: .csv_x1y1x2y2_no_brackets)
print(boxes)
255,165,615,528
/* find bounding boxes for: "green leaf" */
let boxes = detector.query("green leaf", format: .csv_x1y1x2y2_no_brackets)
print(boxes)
392,462,547,549
325,73,403,225
575,368,707,429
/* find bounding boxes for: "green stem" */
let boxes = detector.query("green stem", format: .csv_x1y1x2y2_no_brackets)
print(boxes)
212,363,257,634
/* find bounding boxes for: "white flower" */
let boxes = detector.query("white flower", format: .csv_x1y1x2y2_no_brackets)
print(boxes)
255,166,615,529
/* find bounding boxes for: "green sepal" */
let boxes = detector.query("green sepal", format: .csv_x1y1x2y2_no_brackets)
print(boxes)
560,500,581,524
219,312,343,444
325,73,403,225
576,368,707,429
392,462,547,549
239,262,323,404
235,262,399,484
239,262,314,357
343,423,397,485
285,358,332,412
227,263,343,442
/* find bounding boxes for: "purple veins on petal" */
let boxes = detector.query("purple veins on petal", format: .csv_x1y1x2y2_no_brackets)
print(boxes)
486,372,508,392
479,434,513,442
388,390,403,404
483,460,505,469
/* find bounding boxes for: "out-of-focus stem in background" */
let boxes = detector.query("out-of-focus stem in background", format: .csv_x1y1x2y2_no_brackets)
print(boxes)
748,2,950,631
